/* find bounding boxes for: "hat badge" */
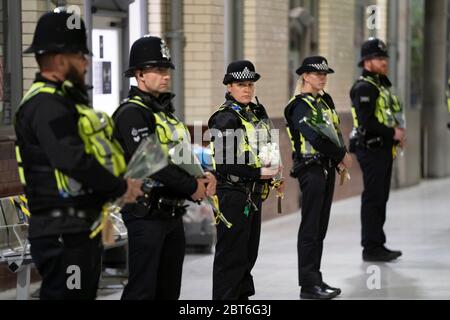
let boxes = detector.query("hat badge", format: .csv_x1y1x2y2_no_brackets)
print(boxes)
160,39,171,60
378,41,386,52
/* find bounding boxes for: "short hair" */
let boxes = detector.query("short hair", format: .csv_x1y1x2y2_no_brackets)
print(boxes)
35,53,57,71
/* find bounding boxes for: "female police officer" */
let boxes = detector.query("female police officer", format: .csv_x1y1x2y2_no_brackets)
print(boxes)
284,56,352,299
208,60,281,300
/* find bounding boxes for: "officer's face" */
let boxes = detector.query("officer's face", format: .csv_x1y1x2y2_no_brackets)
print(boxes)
64,52,88,85
367,57,389,75
138,67,171,96
227,81,255,105
303,72,328,91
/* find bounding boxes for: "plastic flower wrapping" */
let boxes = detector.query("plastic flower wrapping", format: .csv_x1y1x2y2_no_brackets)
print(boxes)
254,119,284,213
169,140,232,228
90,134,169,242
300,107,350,185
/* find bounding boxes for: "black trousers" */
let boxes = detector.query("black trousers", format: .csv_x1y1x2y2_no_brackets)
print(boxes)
121,217,185,300
29,231,102,300
355,147,393,253
297,164,335,287
213,187,262,300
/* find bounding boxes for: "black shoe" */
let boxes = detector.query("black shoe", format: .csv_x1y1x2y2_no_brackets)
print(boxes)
321,282,341,296
363,247,400,262
382,246,402,259
300,285,339,300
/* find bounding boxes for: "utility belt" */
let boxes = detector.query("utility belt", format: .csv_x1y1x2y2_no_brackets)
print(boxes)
32,207,98,222
130,191,187,220
290,154,333,178
217,172,265,194
349,128,384,152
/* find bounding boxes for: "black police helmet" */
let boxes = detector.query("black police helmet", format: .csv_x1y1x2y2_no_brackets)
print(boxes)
24,9,89,55
223,60,261,85
124,36,175,78
358,38,389,67
296,56,334,76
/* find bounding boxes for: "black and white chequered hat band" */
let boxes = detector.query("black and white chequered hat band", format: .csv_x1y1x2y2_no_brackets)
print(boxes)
230,67,256,80
307,62,330,71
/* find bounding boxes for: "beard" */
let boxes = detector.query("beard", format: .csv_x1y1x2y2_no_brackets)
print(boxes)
66,63,86,88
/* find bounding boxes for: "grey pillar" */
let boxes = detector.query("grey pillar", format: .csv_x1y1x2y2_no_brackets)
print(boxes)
167,0,185,121
2,0,22,126
391,0,421,188
224,0,243,68
423,0,450,177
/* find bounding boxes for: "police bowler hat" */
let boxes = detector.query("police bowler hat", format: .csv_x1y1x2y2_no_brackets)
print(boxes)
296,56,334,76
223,60,261,85
358,38,389,67
124,36,174,78
24,9,89,55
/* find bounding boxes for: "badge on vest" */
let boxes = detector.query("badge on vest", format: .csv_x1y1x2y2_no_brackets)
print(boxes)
360,96,370,103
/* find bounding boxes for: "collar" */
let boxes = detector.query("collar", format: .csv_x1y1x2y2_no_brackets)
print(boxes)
35,73,62,88
129,86,175,113
362,69,392,87
224,92,258,110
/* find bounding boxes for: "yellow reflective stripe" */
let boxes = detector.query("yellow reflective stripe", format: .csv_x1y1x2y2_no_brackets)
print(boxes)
351,107,359,128
15,146,26,185
54,170,65,194
209,142,217,170
300,134,306,154
286,127,296,152
128,98,148,108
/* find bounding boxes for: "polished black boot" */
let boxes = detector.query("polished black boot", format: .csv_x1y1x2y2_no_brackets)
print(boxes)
300,285,339,300
363,246,401,262
321,282,341,296
382,246,402,259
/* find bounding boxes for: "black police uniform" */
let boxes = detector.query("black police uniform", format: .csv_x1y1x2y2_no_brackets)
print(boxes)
350,39,401,261
15,11,128,300
208,60,268,300
285,56,345,299
112,36,198,300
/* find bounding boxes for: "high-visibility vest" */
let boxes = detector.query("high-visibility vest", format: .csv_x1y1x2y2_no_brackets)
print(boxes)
285,94,342,156
351,76,404,129
15,81,126,198
209,102,271,170
124,95,190,152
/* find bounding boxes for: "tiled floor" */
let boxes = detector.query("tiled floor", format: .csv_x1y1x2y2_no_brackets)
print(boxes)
2,177,449,300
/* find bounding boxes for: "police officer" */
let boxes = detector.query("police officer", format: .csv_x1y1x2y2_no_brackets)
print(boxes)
208,60,281,300
112,36,216,300
350,38,406,262
284,56,352,299
15,10,143,300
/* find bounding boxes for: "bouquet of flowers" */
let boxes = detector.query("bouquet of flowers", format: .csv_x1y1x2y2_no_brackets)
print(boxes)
90,134,168,241
300,109,350,185
169,140,232,228
255,118,284,213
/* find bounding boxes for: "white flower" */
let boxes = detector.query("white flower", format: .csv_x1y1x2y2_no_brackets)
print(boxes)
258,142,281,167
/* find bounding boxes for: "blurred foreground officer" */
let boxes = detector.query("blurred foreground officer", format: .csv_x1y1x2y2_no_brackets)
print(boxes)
284,56,352,299
15,10,143,299
208,60,281,300
113,36,215,300
350,38,405,262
